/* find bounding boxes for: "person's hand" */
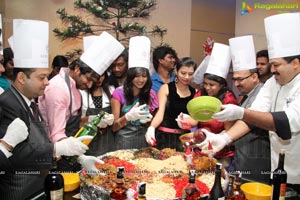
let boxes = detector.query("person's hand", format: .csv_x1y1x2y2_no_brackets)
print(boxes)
212,104,244,122
195,129,232,154
55,136,92,157
176,113,192,130
98,113,114,128
140,113,153,124
125,103,150,121
77,155,105,176
2,118,28,148
145,126,156,146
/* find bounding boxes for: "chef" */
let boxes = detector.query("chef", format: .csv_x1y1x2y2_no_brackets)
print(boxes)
38,31,124,171
0,19,93,200
228,35,270,183
198,12,300,194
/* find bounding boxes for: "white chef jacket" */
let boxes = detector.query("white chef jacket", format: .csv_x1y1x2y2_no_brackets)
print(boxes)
250,74,300,184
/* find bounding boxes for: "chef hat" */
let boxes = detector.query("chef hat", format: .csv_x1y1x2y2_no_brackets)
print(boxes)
264,12,300,59
229,35,256,72
83,35,98,52
128,36,151,69
191,55,210,84
205,43,231,79
13,19,49,68
8,36,14,51
80,31,125,75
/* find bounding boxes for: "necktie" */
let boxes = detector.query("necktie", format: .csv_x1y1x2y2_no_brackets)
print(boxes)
30,101,40,122
239,95,248,105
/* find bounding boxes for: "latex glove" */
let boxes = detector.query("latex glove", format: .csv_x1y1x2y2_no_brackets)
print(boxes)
196,129,232,154
77,155,105,176
98,113,114,128
145,126,156,146
139,113,153,124
212,104,244,122
55,136,92,157
2,118,28,148
125,103,150,121
176,112,192,130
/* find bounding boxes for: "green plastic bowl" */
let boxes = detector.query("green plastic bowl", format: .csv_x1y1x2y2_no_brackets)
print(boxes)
187,96,222,122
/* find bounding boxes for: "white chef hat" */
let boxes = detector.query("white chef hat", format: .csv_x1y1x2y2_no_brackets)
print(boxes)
83,35,98,52
264,12,300,59
128,36,151,69
191,55,210,84
205,43,231,79
80,31,125,75
8,36,14,51
13,19,49,68
229,35,256,72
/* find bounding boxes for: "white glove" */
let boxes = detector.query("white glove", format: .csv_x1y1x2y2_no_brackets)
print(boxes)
196,129,232,154
176,113,192,130
125,103,150,121
212,104,244,122
55,136,92,157
145,126,156,146
139,113,153,124
77,155,105,176
98,113,114,128
2,118,28,148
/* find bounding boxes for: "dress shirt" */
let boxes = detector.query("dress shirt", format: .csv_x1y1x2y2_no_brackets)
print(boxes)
38,68,82,142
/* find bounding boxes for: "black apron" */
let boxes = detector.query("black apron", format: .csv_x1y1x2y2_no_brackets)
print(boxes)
57,72,82,172
0,87,52,200
114,100,148,150
84,92,114,156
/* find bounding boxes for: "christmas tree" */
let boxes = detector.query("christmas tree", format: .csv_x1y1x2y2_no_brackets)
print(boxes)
53,0,167,59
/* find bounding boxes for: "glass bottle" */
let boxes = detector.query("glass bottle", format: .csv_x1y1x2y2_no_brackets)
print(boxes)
137,182,146,200
227,172,246,200
110,167,128,200
74,111,106,145
208,163,225,200
225,176,234,199
44,164,64,200
182,169,201,200
271,149,287,200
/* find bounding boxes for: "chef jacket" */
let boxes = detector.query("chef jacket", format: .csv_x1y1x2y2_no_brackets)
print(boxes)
250,74,300,184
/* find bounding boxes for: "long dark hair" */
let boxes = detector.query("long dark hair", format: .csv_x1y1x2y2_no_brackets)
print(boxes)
89,71,111,98
123,67,152,105
201,73,235,101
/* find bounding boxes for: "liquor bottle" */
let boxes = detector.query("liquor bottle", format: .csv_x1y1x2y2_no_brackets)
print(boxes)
62,111,107,167
227,172,246,200
74,111,106,145
271,149,287,200
44,164,64,200
182,169,201,200
137,182,147,200
225,176,234,199
208,163,225,200
110,167,128,200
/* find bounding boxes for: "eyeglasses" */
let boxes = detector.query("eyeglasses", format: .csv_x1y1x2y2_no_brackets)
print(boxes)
232,73,254,82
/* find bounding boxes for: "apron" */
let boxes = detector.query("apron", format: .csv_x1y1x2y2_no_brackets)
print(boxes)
85,92,114,156
57,72,82,172
114,99,148,150
0,87,52,200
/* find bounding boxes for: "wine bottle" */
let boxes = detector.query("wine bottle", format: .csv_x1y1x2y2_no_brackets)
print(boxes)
110,167,128,200
62,111,107,167
74,111,106,145
208,163,225,200
137,182,147,200
44,164,64,200
271,149,287,200
182,169,201,200
227,171,246,200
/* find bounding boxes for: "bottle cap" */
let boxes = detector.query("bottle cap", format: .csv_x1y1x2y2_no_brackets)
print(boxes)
280,149,285,154
216,163,222,170
189,170,196,183
138,182,146,195
117,167,125,179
